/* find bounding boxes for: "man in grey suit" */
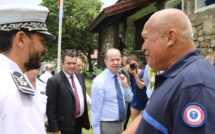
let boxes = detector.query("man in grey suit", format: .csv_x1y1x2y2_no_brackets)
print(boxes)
46,52,90,134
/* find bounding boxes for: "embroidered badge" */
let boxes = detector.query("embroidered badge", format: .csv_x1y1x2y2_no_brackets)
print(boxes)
11,71,35,95
182,103,207,127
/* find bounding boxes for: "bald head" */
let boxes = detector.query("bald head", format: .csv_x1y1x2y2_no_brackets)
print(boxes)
104,48,121,74
45,65,52,73
142,9,196,70
146,9,193,41
76,57,83,72
45,65,52,70
105,48,121,59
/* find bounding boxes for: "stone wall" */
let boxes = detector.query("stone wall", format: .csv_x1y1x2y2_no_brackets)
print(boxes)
101,26,114,53
157,0,215,57
185,0,215,57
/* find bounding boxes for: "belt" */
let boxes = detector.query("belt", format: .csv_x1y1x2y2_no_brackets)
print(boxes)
101,120,122,123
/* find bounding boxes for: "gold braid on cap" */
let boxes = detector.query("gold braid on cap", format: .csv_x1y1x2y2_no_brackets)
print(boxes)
0,22,47,31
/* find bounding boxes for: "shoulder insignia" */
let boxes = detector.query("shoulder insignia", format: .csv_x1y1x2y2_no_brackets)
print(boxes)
37,77,45,83
182,103,207,128
11,71,35,96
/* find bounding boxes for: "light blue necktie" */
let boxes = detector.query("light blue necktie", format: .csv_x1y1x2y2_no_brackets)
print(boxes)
114,75,126,121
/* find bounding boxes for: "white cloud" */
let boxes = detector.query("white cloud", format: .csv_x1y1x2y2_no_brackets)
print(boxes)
100,0,117,9
0,0,42,5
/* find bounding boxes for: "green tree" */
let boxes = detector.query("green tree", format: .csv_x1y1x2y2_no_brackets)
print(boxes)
41,0,102,72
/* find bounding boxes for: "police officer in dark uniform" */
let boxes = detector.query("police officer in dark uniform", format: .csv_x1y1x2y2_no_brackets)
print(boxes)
123,8,215,134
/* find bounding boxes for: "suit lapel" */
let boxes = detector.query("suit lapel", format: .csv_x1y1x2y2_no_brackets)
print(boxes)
75,73,85,93
59,71,74,96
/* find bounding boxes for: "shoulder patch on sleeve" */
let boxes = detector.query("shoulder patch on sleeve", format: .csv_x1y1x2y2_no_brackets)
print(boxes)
182,103,207,128
11,71,35,96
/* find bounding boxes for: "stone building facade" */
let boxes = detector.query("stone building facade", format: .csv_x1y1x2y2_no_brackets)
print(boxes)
88,0,215,68
185,0,215,57
158,0,215,57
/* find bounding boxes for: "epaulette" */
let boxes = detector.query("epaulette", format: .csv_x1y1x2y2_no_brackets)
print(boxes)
37,76,45,83
11,71,35,96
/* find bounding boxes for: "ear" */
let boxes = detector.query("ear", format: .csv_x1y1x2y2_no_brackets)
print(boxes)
13,31,26,48
104,58,107,66
167,29,177,48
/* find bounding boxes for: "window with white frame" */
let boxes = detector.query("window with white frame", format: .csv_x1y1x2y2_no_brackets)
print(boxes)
165,0,184,11
195,0,215,13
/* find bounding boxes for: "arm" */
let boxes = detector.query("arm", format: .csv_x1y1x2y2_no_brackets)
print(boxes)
122,114,142,134
81,74,91,106
53,131,61,134
118,74,133,102
143,65,150,88
86,93,91,106
130,69,145,89
90,80,104,134
172,85,214,134
46,78,60,132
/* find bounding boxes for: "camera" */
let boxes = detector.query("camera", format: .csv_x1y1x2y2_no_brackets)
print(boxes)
130,63,136,70
118,69,127,75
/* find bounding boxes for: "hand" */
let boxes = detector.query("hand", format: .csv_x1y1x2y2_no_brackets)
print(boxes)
53,131,61,134
129,68,137,75
121,114,142,134
124,64,130,72
45,121,49,127
118,74,129,88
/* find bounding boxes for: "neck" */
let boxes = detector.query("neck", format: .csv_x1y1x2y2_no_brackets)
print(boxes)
166,42,196,70
27,76,36,89
31,80,36,89
2,51,26,73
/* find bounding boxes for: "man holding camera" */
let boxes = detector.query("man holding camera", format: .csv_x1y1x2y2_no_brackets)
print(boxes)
91,48,133,134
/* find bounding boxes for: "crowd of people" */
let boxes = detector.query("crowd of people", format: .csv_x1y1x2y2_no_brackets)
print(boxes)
1,4,215,134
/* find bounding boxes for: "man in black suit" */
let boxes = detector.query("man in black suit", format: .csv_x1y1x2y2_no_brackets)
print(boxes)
46,52,90,134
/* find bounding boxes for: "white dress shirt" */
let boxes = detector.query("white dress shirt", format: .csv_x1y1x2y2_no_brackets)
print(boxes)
90,69,133,134
63,70,85,117
39,71,52,83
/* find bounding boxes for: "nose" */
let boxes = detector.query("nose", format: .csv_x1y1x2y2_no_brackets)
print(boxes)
71,64,75,67
141,42,146,52
114,59,119,64
43,44,48,53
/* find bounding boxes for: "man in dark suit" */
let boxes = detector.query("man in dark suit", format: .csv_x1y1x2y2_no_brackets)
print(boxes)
46,52,90,134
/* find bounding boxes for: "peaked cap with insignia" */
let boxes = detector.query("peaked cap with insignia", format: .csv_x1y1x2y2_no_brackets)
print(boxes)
0,4,56,41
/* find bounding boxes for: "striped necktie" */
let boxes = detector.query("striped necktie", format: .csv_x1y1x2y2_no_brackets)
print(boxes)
70,75,80,116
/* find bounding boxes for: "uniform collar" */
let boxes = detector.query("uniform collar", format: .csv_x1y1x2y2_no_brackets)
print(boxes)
0,54,23,74
161,49,202,78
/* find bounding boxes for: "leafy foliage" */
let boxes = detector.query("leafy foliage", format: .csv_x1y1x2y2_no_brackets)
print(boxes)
41,0,102,71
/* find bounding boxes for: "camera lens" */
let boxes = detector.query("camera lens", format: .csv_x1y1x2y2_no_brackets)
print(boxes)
130,63,136,70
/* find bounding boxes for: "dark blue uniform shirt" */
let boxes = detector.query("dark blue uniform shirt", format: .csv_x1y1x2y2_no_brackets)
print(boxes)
136,49,215,134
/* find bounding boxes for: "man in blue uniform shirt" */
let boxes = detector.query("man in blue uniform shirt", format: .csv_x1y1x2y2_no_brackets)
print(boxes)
122,8,215,134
